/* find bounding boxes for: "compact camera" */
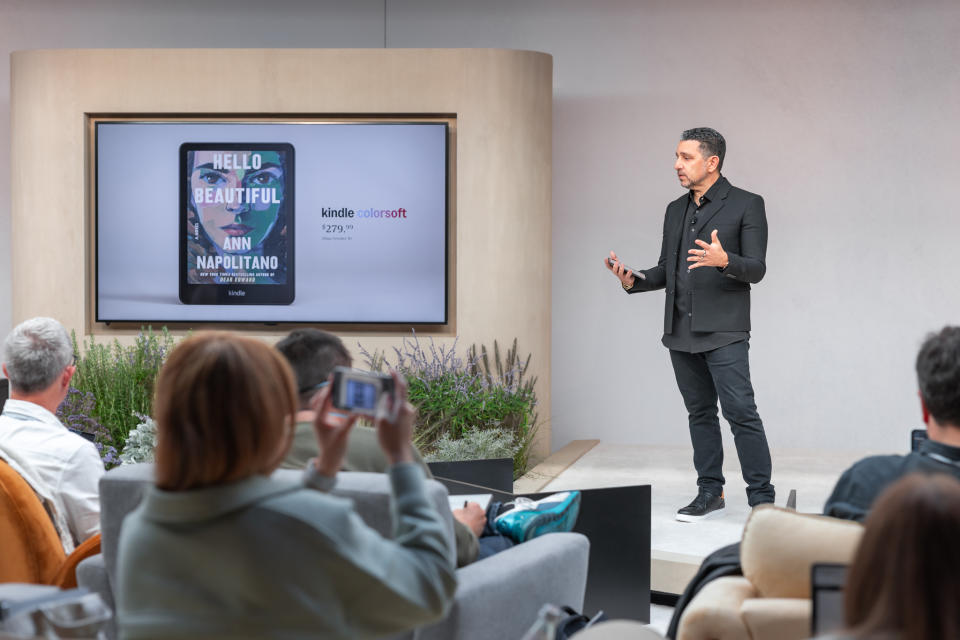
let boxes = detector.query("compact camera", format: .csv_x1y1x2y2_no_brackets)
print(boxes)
330,366,396,417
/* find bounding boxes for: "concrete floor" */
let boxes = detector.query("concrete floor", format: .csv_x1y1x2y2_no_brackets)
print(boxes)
542,442,883,594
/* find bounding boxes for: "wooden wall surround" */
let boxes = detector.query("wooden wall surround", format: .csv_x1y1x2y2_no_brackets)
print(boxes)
11,49,554,458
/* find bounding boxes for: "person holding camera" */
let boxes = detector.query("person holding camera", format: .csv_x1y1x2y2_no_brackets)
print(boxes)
276,328,582,565
115,332,457,639
277,329,505,565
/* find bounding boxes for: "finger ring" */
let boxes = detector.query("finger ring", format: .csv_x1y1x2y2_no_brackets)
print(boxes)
702,250,707,256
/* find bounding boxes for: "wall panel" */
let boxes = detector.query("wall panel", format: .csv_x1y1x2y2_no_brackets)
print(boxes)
10,48,554,458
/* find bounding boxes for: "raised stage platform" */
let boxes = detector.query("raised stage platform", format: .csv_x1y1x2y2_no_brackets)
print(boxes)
517,441,884,595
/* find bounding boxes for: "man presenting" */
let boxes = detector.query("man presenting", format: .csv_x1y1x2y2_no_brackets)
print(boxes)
606,127,774,521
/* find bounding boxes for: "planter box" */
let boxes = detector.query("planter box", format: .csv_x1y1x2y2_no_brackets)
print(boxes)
436,475,651,622
427,457,514,493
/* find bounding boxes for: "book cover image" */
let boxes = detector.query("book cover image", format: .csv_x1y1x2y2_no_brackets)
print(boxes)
179,142,295,305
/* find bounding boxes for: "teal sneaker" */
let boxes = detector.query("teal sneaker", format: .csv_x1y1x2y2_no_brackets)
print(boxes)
493,491,582,543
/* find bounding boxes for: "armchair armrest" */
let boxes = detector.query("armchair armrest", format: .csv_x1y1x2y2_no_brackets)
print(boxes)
415,532,590,640
740,598,811,640
53,533,102,589
76,553,117,640
76,554,112,611
677,576,757,640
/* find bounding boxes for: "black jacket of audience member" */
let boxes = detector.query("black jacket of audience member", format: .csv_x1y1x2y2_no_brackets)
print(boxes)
822,439,960,522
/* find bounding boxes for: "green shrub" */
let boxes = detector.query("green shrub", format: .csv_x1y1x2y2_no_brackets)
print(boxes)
424,427,518,463
70,328,176,448
360,334,539,479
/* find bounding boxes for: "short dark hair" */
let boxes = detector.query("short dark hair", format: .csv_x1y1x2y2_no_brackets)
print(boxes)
845,473,960,639
916,326,960,427
275,329,352,404
681,127,726,171
154,332,298,492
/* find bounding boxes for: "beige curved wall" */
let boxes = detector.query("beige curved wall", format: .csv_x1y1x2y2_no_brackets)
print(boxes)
10,48,553,458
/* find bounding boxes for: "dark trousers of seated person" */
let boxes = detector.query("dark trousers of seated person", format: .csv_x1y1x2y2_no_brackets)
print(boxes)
477,501,515,561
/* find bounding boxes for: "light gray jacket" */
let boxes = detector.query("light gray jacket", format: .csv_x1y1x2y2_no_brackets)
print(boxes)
282,422,480,567
116,463,457,639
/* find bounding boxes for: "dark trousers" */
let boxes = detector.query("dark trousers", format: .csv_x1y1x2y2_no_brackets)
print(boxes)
669,340,774,505
477,501,515,561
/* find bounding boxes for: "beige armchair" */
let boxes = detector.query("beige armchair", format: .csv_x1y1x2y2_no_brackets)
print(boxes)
676,505,863,640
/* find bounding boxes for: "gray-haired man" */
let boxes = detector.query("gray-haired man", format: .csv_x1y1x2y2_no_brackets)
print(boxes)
0,317,104,550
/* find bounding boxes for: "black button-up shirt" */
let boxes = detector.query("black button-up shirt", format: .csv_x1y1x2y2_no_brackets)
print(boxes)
662,179,748,354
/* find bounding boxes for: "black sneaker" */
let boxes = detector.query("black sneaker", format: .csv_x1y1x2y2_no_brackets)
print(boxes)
676,489,725,522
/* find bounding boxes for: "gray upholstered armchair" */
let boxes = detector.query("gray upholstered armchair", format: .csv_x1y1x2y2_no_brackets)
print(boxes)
78,464,590,640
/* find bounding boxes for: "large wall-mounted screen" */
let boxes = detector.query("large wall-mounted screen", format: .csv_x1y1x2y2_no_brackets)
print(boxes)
95,120,448,324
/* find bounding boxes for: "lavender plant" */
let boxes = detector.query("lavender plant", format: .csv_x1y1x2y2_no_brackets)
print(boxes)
56,387,121,469
70,327,176,449
359,333,539,478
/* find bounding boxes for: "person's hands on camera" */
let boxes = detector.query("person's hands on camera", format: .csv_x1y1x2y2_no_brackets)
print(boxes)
604,250,635,288
309,382,360,477
452,502,486,538
375,370,416,466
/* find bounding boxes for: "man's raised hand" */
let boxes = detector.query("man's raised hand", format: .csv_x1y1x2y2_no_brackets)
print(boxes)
687,229,729,270
605,250,636,287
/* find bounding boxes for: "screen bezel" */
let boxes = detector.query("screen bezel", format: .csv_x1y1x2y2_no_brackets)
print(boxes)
89,116,453,330
810,562,848,636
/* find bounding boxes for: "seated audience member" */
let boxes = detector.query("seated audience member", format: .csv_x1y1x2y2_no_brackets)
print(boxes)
116,332,456,639
275,328,581,565
276,329,488,565
824,325,960,520
0,317,103,552
820,473,960,640
669,325,960,639
275,329,428,474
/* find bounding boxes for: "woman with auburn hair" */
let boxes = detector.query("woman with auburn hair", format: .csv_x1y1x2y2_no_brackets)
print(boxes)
115,332,456,639
825,473,960,639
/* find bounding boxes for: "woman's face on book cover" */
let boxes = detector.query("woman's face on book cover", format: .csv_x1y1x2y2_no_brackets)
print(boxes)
189,150,284,254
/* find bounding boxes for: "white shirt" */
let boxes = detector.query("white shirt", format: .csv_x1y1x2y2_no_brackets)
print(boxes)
0,398,104,548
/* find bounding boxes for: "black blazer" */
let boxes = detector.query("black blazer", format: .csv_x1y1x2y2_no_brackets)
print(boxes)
628,177,767,334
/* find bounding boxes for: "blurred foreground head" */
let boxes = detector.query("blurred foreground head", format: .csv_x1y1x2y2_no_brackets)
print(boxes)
154,331,298,491
845,472,960,639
